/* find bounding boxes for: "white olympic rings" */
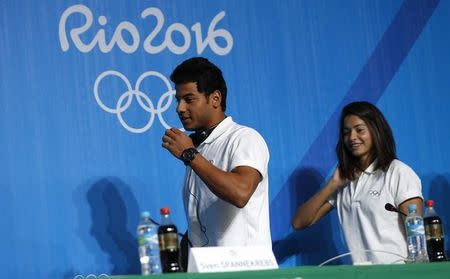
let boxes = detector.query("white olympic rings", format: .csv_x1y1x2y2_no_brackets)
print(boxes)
94,70,182,133
73,274,109,279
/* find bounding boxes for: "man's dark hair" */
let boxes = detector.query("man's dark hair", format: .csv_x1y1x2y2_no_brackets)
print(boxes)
170,57,227,111
336,101,397,180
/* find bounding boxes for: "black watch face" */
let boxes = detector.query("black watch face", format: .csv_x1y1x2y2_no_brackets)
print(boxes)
182,150,192,161
182,148,197,164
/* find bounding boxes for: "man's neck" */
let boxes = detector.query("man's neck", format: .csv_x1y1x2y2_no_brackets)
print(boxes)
202,114,226,131
191,116,226,146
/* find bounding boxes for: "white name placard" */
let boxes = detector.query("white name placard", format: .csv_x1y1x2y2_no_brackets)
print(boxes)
187,246,278,273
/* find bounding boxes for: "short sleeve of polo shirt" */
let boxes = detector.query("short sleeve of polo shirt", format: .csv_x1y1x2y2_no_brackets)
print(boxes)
388,160,423,207
228,128,269,179
328,180,349,207
328,189,338,207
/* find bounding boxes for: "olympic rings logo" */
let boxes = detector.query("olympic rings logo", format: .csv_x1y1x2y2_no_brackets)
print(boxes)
369,190,381,197
74,274,109,279
94,70,182,133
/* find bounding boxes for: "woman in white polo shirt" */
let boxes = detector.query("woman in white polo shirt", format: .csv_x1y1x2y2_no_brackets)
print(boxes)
292,101,423,264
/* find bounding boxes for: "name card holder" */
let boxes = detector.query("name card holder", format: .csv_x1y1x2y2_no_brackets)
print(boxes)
187,246,278,273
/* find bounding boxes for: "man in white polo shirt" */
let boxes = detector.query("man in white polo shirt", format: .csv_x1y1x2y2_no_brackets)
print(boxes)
162,57,271,249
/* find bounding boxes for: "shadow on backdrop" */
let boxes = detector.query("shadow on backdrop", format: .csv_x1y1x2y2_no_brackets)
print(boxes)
74,177,140,276
427,174,450,257
271,168,342,266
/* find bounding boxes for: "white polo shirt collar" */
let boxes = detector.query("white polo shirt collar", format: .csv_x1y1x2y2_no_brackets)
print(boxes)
202,116,233,145
363,160,377,175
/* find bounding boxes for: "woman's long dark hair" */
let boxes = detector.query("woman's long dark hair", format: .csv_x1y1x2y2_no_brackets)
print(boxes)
336,101,397,180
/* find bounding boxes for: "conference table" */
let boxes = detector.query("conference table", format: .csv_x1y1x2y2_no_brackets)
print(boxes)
114,262,450,279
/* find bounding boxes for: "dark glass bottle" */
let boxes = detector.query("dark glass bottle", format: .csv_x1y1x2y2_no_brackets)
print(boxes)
158,207,182,272
424,200,447,262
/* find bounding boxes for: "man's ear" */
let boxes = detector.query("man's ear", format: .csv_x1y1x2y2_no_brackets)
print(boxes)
211,90,222,108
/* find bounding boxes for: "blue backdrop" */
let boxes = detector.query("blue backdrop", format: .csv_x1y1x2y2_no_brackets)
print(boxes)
1,1,449,278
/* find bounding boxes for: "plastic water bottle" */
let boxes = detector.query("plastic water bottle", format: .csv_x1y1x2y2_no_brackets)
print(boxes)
404,204,429,263
137,211,162,275
424,200,447,262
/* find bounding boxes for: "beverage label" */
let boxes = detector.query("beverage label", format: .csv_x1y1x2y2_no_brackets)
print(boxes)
406,223,425,236
158,232,178,251
138,235,146,246
139,231,159,246
425,223,444,240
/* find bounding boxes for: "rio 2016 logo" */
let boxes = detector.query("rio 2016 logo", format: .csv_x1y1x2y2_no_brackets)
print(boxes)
59,4,233,55
59,4,234,133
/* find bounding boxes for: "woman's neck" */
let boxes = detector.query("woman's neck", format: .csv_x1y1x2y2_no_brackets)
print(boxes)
359,154,375,171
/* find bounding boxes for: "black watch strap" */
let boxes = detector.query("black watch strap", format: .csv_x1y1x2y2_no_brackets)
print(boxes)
181,148,199,166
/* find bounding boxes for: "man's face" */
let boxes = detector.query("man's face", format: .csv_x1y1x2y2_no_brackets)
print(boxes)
175,82,215,131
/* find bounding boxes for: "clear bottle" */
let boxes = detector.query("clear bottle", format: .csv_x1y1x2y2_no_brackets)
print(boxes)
158,207,182,273
137,211,162,275
424,200,447,262
404,204,429,263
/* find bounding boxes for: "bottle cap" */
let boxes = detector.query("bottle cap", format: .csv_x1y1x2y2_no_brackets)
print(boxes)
141,211,150,218
425,200,434,207
160,207,170,215
407,204,417,213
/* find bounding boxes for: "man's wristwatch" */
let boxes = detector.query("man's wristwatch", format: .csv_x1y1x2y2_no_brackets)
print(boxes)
180,148,199,166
